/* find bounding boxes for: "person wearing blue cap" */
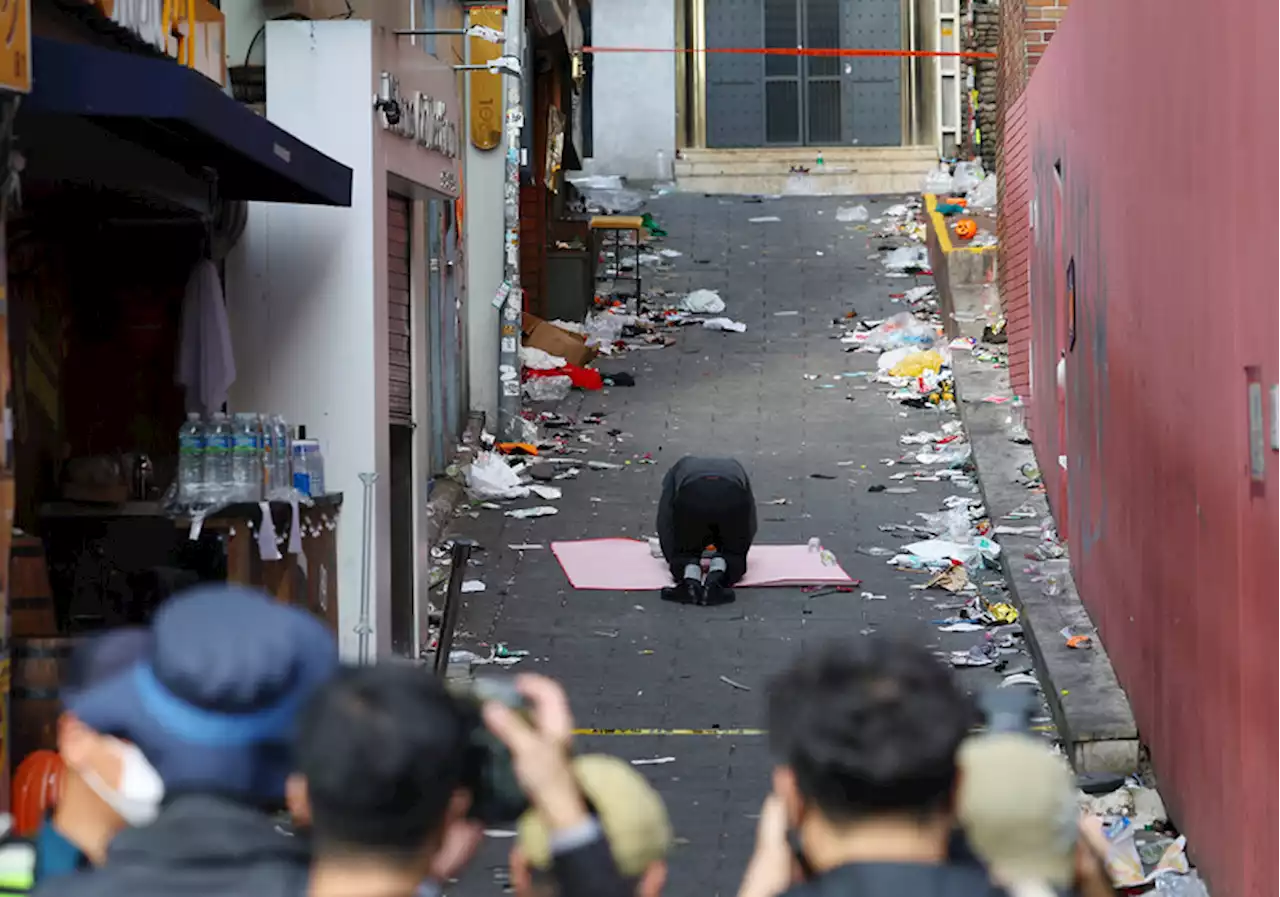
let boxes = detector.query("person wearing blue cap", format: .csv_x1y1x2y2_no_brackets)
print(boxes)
0,628,163,892
31,583,339,897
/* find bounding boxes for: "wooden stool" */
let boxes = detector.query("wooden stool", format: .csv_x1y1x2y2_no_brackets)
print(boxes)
590,215,645,301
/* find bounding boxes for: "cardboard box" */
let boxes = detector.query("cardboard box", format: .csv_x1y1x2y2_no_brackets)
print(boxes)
521,313,598,368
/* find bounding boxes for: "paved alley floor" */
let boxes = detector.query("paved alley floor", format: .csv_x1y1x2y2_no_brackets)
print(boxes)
450,193,1020,897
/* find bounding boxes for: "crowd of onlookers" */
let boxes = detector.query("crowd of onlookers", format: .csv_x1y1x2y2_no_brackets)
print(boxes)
2,582,1119,897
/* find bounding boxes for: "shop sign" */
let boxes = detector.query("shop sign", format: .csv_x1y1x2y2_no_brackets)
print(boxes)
379,74,460,160
0,0,31,94
468,7,503,151
90,0,226,86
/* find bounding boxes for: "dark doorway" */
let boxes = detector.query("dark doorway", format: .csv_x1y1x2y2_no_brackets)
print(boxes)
388,423,415,655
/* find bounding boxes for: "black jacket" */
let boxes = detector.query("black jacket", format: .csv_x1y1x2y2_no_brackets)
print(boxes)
780,861,1010,897
31,794,309,897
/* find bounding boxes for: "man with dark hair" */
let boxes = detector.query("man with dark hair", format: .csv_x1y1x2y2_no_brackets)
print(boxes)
657,456,757,606
285,663,483,897
737,638,1006,897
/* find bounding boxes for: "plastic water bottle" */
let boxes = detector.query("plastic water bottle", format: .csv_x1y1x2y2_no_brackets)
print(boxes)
231,413,262,502
261,414,275,494
203,413,234,506
271,415,291,495
292,438,321,497
177,413,205,508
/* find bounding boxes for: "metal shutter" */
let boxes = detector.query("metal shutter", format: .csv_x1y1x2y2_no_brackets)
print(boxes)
387,195,412,424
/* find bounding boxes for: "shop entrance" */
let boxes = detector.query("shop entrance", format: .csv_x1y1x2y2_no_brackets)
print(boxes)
387,193,415,655
704,0,903,148
426,198,465,475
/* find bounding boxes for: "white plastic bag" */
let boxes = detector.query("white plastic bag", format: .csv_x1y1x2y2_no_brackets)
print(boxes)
860,312,939,351
523,376,572,402
520,346,566,371
467,452,528,500
584,311,627,349
836,205,869,223
680,289,726,314
952,161,985,195
703,317,746,333
882,245,930,271
967,174,998,210
923,164,954,195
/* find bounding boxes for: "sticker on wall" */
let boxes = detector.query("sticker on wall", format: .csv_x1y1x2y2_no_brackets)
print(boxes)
1065,258,1077,352
493,280,512,309
501,336,517,353
503,381,521,397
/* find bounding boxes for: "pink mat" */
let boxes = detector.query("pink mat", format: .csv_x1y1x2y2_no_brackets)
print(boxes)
550,539,855,591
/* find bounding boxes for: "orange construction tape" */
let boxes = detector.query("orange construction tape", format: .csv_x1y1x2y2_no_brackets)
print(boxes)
584,46,997,60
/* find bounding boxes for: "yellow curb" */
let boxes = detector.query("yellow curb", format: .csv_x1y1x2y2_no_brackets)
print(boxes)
925,193,998,256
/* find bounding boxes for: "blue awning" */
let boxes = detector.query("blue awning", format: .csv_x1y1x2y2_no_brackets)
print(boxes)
24,37,353,207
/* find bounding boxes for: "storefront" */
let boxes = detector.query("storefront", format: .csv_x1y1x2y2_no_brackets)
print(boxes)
518,0,590,320
2,1,353,802
225,19,462,661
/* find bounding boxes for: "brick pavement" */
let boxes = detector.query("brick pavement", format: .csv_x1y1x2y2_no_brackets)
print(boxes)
449,193,1021,897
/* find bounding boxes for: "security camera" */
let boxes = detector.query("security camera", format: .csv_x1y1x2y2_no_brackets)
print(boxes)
375,72,402,126
375,98,401,126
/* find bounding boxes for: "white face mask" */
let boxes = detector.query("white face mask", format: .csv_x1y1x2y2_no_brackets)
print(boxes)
77,737,165,827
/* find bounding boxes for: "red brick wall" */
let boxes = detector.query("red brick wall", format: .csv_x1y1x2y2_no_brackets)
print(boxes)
1022,2,1279,895
1024,0,1070,71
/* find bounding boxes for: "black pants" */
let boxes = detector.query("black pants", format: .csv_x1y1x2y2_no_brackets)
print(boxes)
656,457,757,587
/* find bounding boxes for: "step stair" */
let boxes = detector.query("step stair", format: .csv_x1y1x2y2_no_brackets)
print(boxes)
674,146,938,196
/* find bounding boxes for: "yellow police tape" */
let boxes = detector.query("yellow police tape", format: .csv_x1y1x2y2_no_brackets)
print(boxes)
573,724,1055,737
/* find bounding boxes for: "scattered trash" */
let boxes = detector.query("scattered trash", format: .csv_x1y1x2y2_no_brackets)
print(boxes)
681,289,726,314
882,245,931,272
719,675,752,691
748,216,782,223
524,376,573,402
967,174,998,211
703,317,747,333
1063,627,1093,649
528,484,563,501
630,757,677,766
939,622,985,633
774,310,800,317
461,580,486,594
507,543,544,551
923,164,954,195
925,565,970,592
1104,819,1190,888
836,205,869,222
467,452,528,500
951,161,985,195
1000,672,1040,688
505,506,559,519
861,592,888,601
949,643,999,667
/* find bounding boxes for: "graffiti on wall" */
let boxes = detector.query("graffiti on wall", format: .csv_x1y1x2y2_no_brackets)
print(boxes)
1029,128,1110,558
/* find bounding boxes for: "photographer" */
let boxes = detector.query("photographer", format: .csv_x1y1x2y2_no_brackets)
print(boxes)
737,638,1007,897
288,668,633,897
286,663,485,897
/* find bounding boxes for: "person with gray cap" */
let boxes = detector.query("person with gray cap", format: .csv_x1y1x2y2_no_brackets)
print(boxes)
31,583,339,897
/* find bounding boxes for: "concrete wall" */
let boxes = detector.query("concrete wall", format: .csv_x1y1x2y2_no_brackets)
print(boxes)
1015,2,1278,895
226,20,463,660
583,0,675,179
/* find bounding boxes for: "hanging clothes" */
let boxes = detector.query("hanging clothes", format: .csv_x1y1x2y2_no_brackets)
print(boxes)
176,258,236,417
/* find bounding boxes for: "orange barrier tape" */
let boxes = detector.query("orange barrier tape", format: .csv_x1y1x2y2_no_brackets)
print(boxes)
584,46,997,60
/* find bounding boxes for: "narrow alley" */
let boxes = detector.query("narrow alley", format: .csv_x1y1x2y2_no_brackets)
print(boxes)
451,192,1035,897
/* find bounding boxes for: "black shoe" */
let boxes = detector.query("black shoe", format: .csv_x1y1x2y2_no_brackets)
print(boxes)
661,579,705,605
701,573,736,606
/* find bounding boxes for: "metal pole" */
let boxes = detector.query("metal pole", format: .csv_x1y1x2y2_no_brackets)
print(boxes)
355,471,379,664
431,539,476,677
495,0,526,440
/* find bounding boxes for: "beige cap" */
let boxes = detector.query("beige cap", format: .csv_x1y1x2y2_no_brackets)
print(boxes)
517,754,673,879
957,733,1079,888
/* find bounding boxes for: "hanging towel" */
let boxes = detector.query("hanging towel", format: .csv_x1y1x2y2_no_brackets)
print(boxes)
176,258,236,416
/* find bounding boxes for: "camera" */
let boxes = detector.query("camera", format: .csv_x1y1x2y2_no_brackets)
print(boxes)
448,676,531,825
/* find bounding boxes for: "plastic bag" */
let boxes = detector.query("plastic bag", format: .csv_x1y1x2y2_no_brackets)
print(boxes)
467,452,527,500
680,289,726,314
703,317,746,333
836,205,869,223
888,349,945,378
882,245,930,271
523,376,572,402
967,174,998,210
584,311,627,349
923,165,954,194
861,312,940,351
952,161,985,195
919,507,973,544
520,345,566,371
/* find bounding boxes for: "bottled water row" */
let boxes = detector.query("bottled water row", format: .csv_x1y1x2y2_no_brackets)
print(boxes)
177,412,326,509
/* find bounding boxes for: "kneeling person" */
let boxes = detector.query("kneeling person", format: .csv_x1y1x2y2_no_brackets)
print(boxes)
656,456,757,606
